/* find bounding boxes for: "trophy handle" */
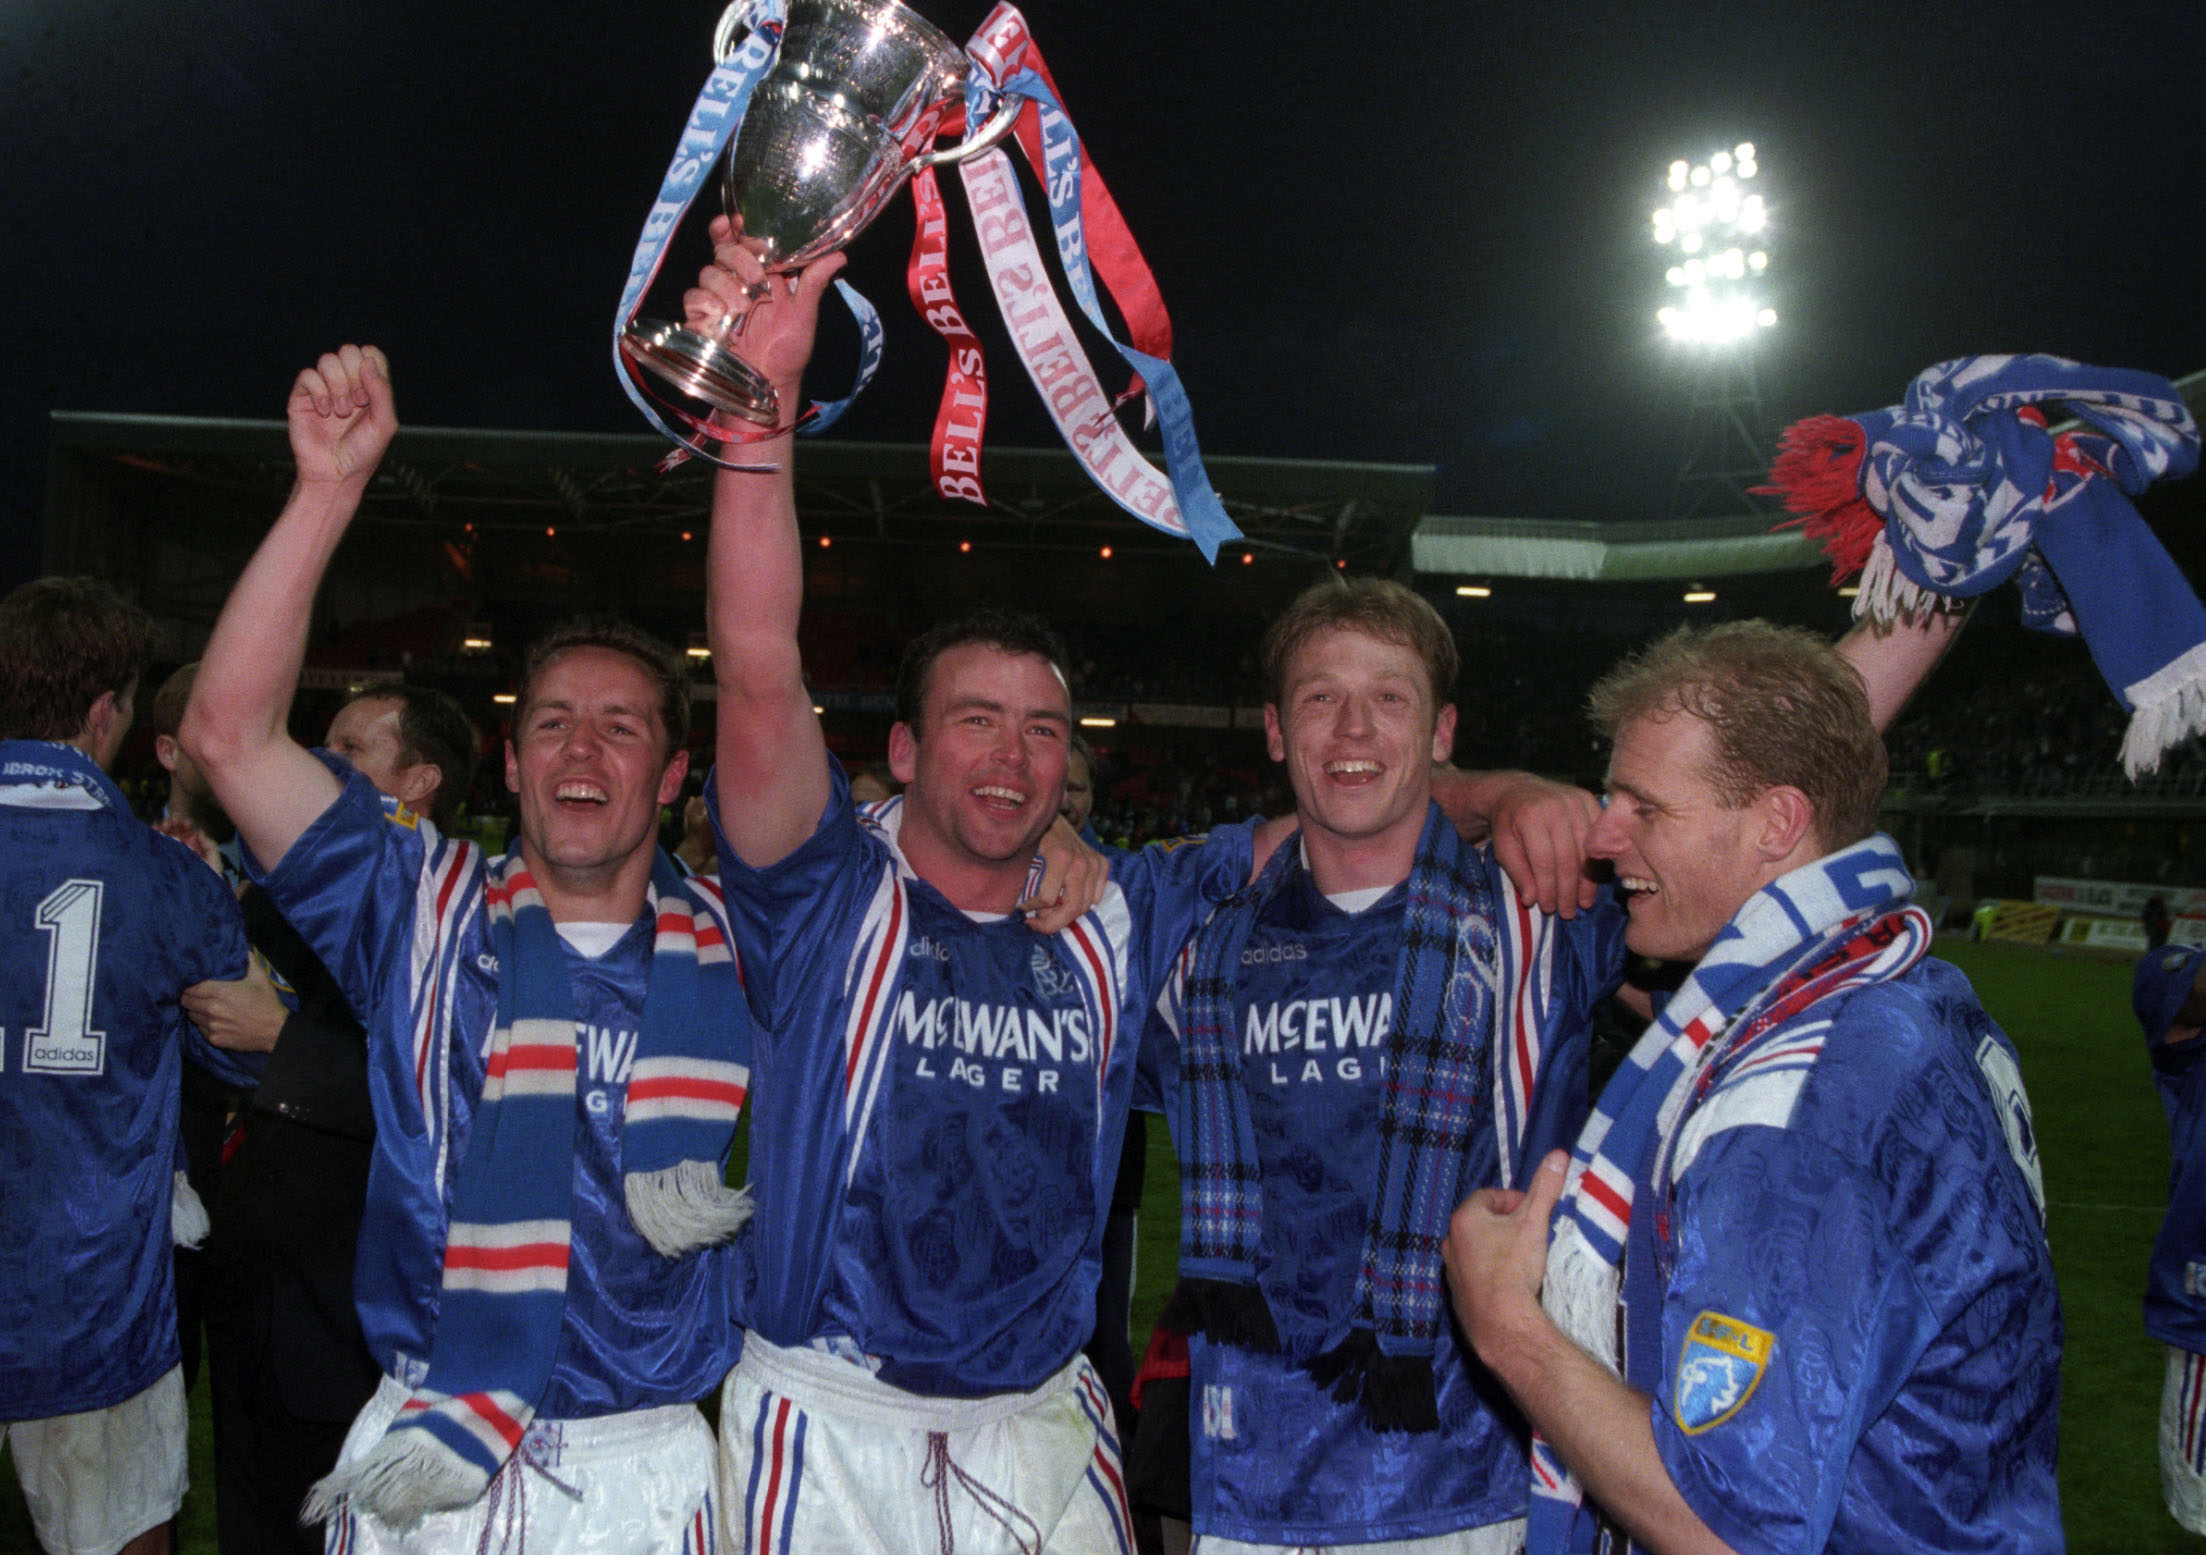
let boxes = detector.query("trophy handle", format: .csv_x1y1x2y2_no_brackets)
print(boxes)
909,91,1025,171
712,0,760,63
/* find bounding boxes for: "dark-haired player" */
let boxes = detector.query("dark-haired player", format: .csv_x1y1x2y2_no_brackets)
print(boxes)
694,225,1291,1553
0,577,254,1555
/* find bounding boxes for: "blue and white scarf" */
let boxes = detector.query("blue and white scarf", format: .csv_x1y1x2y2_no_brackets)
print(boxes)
1761,354,2201,775
1176,804,1497,1431
308,849,745,1529
620,868,753,1259
1528,835,1930,1555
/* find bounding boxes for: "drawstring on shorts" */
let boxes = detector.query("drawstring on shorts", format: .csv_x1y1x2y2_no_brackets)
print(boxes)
920,1430,1040,1555
474,1423,583,1555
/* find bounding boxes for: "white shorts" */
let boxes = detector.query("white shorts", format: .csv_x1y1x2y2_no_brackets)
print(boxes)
2164,1344,2206,1533
719,1337,1133,1555
2,1365,187,1555
1193,1520,1523,1555
321,1374,717,1555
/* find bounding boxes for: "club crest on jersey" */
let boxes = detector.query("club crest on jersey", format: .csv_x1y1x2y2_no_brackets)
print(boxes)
1029,943,1080,1001
1674,1310,1773,1435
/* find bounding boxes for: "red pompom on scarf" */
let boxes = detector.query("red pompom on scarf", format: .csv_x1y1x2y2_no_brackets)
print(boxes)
1754,414,1881,582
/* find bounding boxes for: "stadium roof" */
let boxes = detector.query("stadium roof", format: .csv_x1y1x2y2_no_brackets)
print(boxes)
43,364,2203,662
1411,511,1821,581
44,414,1434,575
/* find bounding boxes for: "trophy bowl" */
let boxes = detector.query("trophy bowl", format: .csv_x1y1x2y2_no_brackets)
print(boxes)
620,0,1022,428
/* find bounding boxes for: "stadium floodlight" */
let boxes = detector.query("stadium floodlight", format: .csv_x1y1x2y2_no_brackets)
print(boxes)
1654,143,1774,344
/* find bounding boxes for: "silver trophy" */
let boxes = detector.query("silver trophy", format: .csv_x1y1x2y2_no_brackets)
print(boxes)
621,0,1023,427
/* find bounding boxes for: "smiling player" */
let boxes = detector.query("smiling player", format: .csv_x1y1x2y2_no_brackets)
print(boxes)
689,225,1282,1555
183,346,751,1554
1145,578,1624,1554
1447,620,2060,1555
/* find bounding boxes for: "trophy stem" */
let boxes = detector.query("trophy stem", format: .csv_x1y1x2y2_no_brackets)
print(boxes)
620,319,784,428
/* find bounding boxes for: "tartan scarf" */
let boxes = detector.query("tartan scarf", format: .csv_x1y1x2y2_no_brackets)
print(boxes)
308,849,743,1529
1174,803,1496,1432
1526,835,1930,1555
1759,353,2202,776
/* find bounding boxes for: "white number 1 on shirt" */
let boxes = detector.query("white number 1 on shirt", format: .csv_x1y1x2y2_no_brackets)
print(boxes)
10,879,108,1076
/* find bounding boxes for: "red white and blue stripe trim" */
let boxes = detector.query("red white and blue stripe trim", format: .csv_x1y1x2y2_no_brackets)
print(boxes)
837,863,910,1188
743,1392,810,1555
404,832,486,1197
1490,867,1553,1191
1070,1364,1135,1555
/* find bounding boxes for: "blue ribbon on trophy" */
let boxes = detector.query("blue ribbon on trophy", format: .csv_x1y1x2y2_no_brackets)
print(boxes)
614,0,1245,561
613,0,889,469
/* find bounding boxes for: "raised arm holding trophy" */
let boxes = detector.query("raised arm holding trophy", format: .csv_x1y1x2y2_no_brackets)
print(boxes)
615,0,1248,558
618,0,1021,433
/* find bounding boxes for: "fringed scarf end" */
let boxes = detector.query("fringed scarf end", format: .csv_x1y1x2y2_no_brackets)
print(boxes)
624,1161,755,1257
1757,413,1881,583
171,1169,209,1250
1305,1328,1440,1434
1171,1277,1282,1353
1852,536,1947,627
2121,660,2206,780
303,1431,483,1532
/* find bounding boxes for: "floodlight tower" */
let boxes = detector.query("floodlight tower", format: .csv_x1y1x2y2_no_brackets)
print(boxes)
1653,143,1777,521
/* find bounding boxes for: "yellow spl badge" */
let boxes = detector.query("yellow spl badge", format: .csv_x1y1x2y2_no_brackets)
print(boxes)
1673,1310,1774,1435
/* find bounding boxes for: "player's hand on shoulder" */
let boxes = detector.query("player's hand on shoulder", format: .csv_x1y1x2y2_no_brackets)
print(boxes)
1021,815,1108,934
152,815,225,875
289,344,396,486
1482,772,1600,919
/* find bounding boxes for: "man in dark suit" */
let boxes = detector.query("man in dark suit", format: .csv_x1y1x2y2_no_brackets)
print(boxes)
179,681,476,1553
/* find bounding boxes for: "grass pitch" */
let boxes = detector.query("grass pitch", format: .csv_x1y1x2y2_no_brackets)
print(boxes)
2,936,2187,1550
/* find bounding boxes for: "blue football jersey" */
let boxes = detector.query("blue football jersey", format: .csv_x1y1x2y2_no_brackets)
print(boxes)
251,758,746,1415
1150,849,1624,1544
2134,945,2206,1352
709,761,1254,1397
1636,959,2063,1555
0,741,252,1419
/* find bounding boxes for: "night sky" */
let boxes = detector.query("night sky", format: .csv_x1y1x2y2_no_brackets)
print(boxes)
7,0,2204,589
